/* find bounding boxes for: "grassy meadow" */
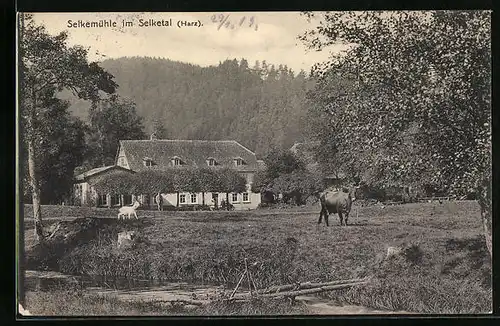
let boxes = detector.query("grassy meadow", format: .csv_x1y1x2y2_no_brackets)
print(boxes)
22,201,492,315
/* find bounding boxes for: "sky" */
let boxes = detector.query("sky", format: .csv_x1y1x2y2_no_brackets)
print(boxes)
31,12,347,73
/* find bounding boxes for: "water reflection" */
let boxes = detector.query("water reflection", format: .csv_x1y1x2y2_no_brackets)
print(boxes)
25,271,215,292
23,270,410,314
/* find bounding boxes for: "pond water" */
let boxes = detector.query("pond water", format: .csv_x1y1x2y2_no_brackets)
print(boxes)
25,270,414,315
25,270,212,292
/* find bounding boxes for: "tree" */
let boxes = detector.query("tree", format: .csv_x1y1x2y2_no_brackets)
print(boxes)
263,149,306,181
132,170,175,208
152,114,168,139
182,168,203,206
239,58,249,70
250,170,271,194
272,170,324,205
21,95,87,205
134,170,174,194
19,14,117,241
301,11,491,257
250,149,307,196
87,94,146,167
173,168,191,207
216,168,247,210
196,168,219,206
91,171,136,196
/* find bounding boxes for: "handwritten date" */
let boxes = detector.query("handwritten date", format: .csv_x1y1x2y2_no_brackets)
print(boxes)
211,14,258,31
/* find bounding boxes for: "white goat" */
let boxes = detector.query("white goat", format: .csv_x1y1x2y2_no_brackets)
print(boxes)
118,200,140,220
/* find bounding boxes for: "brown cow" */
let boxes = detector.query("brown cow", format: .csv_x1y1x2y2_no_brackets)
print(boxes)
318,186,358,226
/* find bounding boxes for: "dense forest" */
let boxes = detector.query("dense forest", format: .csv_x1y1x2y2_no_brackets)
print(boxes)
64,56,315,156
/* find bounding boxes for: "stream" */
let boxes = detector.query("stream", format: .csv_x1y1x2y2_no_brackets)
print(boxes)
25,270,414,315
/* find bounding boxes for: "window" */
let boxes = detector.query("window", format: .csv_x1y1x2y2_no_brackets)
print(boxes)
118,157,126,166
190,193,197,204
123,195,132,205
143,159,153,167
231,193,238,202
111,194,120,206
180,194,186,203
98,194,107,206
234,158,246,166
172,157,182,166
243,193,249,202
207,158,216,166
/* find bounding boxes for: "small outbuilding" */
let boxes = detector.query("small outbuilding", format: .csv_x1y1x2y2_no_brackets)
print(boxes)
73,165,135,208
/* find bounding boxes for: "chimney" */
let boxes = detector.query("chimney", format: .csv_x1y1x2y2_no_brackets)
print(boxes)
150,133,157,140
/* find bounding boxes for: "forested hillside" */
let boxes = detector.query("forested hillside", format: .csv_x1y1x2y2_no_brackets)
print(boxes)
66,56,314,156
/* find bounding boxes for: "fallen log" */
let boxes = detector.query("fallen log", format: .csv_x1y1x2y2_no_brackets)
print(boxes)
226,280,369,301
157,299,206,306
253,277,370,295
258,281,369,299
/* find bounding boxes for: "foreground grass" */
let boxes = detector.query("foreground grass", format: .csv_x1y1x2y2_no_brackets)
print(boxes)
24,201,491,314
25,290,307,316
327,251,491,314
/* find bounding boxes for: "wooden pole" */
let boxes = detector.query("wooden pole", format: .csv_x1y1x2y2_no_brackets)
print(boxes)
244,258,252,296
249,270,258,294
229,270,247,299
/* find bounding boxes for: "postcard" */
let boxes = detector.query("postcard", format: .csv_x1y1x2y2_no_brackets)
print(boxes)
17,11,492,317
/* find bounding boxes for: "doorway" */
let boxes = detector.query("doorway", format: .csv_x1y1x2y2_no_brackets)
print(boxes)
212,193,219,210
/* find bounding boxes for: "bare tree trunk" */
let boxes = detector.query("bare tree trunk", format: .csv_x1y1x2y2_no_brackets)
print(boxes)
478,177,492,260
202,192,205,206
482,212,492,259
176,192,180,207
226,193,230,211
28,139,44,242
26,88,44,242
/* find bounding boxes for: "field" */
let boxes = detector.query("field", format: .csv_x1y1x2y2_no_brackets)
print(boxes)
22,201,492,315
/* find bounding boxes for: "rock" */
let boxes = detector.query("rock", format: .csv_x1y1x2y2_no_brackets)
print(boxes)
385,243,423,264
117,231,137,249
386,246,403,259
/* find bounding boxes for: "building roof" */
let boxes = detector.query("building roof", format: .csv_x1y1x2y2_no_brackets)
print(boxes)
118,139,260,172
74,165,134,182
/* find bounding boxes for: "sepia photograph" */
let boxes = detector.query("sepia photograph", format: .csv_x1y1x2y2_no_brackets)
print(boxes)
17,11,492,316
